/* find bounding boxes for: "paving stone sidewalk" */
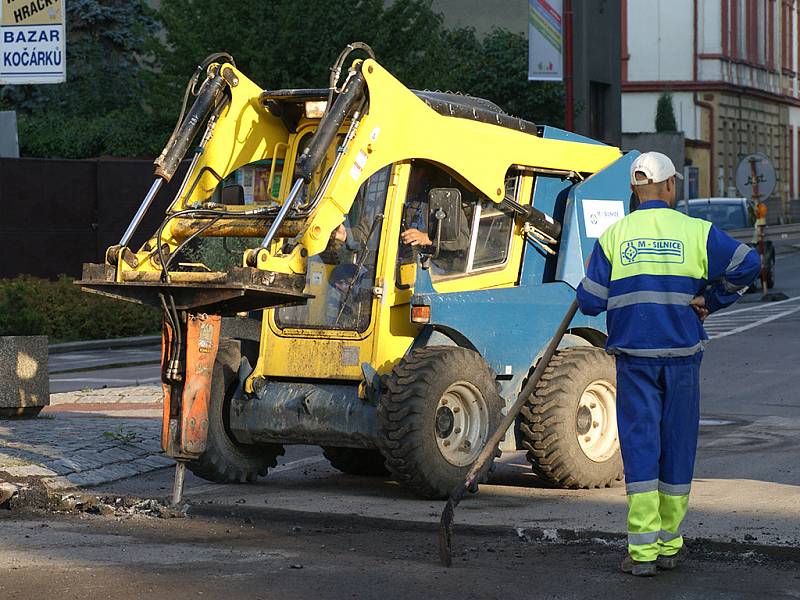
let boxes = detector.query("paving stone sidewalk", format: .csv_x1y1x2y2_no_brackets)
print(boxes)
0,385,172,497
49,385,163,406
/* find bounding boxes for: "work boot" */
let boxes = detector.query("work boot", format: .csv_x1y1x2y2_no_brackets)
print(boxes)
620,554,657,577
656,547,687,570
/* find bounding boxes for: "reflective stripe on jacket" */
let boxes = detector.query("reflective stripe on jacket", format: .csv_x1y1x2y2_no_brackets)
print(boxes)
576,200,760,357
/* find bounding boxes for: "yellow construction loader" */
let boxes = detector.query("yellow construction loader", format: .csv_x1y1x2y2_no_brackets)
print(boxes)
80,44,637,500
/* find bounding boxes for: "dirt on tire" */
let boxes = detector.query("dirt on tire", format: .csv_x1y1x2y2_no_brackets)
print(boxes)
519,346,623,488
377,346,503,500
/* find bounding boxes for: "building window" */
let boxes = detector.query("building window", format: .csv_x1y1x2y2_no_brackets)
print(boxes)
781,0,794,72
796,128,800,199
789,126,794,198
767,0,774,69
739,0,748,59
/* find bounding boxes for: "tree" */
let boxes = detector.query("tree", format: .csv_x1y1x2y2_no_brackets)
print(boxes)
444,28,564,126
655,91,678,132
5,0,566,158
0,0,162,158
147,0,564,128
145,0,445,109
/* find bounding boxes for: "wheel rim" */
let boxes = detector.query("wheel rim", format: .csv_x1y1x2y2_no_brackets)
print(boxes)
434,381,489,467
576,379,618,462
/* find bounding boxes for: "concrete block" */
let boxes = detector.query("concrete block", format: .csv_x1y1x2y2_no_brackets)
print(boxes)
0,482,19,504
0,336,49,418
1,464,57,477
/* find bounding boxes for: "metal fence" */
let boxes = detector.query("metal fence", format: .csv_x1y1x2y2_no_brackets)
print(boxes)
0,158,187,279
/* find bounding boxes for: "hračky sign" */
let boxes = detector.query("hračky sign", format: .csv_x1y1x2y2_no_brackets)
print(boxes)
1,0,66,84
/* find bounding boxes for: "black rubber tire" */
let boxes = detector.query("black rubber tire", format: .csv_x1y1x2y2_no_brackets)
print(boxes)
186,338,285,483
377,346,504,500
321,446,389,476
519,346,623,489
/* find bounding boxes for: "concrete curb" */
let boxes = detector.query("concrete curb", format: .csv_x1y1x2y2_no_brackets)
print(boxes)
49,335,160,354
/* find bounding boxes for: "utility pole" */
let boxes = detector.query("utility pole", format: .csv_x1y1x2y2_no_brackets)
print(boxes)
564,0,574,131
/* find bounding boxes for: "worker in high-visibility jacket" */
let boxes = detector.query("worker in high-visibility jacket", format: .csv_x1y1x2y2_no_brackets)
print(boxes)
577,152,760,577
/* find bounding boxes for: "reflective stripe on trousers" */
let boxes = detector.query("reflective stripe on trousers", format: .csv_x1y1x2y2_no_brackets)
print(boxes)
627,489,690,561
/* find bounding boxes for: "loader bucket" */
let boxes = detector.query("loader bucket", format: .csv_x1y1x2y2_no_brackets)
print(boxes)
78,263,309,315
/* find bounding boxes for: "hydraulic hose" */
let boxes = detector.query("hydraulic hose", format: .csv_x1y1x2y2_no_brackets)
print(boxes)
327,42,376,107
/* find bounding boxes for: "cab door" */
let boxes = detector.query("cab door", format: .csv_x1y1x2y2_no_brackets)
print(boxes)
257,164,399,381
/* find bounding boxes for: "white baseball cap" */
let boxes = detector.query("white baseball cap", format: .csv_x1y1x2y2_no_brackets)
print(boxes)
630,152,684,185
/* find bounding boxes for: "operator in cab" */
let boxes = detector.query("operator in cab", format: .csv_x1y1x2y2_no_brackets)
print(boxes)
397,162,471,273
576,152,760,577
332,161,471,273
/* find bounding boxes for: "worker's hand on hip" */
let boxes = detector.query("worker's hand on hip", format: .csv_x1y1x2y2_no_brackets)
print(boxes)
401,228,432,246
690,296,709,322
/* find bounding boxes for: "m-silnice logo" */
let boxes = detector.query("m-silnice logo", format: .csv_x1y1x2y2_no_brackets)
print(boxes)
620,238,685,265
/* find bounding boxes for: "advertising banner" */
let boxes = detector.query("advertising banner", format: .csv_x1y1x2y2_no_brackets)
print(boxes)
1,0,66,84
528,0,563,81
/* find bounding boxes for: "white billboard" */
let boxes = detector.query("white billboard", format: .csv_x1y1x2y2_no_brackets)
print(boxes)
528,0,563,81
1,0,66,84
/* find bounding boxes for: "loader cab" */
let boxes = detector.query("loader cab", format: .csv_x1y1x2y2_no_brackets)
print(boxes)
257,157,527,381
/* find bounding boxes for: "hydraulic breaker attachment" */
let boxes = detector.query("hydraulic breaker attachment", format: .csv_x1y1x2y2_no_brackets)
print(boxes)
161,313,221,459
162,313,221,504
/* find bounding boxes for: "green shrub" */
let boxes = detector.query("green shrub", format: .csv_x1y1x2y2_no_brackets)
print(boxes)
655,91,678,132
0,276,161,342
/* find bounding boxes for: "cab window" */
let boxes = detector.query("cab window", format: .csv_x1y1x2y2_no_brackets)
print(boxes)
275,165,392,332
396,161,517,281
467,176,517,272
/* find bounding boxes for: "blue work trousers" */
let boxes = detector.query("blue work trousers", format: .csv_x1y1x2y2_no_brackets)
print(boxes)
615,353,702,561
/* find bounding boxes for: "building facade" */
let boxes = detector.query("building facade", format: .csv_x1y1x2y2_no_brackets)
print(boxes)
623,0,800,221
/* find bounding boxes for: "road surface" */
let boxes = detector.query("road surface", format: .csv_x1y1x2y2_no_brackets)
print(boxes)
96,247,800,550
49,346,161,393
1,507,798,599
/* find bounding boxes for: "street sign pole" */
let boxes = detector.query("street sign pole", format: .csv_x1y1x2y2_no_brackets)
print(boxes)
736,153,776,300
747,157,769,297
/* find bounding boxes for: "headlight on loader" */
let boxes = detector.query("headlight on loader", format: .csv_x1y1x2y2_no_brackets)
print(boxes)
305,100,328,119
